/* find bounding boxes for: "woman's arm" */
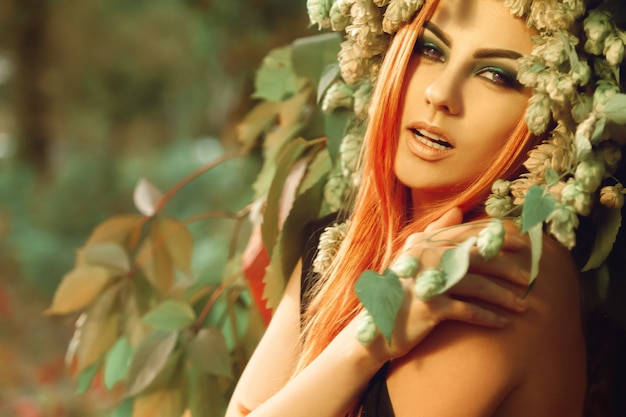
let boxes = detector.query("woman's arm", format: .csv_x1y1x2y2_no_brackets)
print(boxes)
385,232,586,417
226,210,532,417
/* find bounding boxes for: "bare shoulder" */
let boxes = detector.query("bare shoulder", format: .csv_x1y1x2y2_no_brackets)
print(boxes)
386,232,586,417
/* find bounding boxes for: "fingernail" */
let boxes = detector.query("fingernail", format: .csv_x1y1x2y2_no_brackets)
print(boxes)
515,297,528,311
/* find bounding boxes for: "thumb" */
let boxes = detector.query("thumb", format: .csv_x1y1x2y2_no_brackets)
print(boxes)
424,206,463,232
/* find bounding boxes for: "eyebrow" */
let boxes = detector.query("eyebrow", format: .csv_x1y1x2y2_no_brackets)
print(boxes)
424,22,524,61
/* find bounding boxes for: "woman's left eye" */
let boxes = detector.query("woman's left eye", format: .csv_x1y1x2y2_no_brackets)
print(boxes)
477,67,521,89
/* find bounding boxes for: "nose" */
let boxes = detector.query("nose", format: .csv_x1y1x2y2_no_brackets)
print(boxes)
424,69,462,115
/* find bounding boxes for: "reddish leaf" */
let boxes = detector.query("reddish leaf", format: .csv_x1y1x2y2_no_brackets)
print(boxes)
45,266,112,316
241,225,272,325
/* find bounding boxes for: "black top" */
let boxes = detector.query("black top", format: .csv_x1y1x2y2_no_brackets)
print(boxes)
300,213,395,417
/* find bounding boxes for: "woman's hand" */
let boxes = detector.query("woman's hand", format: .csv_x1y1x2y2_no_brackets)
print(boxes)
366,207,530,361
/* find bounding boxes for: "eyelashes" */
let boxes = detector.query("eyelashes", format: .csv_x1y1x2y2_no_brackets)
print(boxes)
413,37,523,90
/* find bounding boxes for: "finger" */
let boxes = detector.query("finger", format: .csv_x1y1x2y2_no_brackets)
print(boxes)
447,274,528,313
467,251,531,287
424,206,463,232
429,296,510,328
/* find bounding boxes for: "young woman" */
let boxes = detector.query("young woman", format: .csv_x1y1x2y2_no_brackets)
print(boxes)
226,0,622,415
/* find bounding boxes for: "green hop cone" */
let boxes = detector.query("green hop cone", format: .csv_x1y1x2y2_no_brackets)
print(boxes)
476,219,505,260
414,268,446,301
356,310,378,346
390,253,419,278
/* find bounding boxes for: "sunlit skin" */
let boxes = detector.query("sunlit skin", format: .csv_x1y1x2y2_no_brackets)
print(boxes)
394,0,535,208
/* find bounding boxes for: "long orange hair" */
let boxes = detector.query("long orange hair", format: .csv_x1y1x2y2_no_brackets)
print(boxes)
296,0,538,373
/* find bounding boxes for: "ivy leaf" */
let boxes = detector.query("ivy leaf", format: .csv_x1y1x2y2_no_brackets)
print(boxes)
440,237,477,292
603,93,626,124
104,337,134,389
142,300,196,332
252,46,306,102
237,101,279,149
111,399,133,417
45,265,112,316
84,214,143,248
292,32,341,89
187,328,232,378
124,331,178,398
187,368,222,417
355,269,404,344
76,285,121,372
324,110,353,163
522,185,556,233
76,362,100,394
134,177,164,217
132,388,185,417
84,243,131,274
527,223,543,293
582,205,622,271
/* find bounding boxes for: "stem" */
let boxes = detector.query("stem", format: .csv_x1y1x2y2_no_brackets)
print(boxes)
154,146,248,214
193,269,243,331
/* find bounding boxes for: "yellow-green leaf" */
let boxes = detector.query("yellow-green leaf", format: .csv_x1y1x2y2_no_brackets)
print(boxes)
137,228,174,295
45,265,112,315
85,214,143,247
237,101,279,148
133,389,185,417
104,336,134,389
157,218,194,277
187,328,232,378
84,243,131,273
124,331,178,397
187,368,222,417
142,300,196,332
76,285,121,372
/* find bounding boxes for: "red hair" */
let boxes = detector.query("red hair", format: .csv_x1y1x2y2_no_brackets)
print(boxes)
296,0,537,375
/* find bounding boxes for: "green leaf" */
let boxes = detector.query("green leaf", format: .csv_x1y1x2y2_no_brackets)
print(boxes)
545,169,560,187
104,336,134,389
297,147,332,196
355,269,404,344
188,368,222,417
187,328,233,378
125,331,178,397
262,177,325,310
83,243,131,273
591,117,607,143
582,205,622,271
522,185,556,233
142,300,196,332
76,362,100,394
317,64,341,105
324,110,353,163
440,237,477,292
111,398,133,417
528,223,543,288
252,46,306,102
261,137,310,258
603,93,626,124
291,33,341,89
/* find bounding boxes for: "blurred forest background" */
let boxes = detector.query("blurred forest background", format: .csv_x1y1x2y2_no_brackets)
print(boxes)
0,0,313,415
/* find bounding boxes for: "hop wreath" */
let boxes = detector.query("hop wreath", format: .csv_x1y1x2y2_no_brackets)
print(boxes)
307,0,626,346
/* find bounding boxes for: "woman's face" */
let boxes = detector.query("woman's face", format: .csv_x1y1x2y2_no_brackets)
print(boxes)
394,0,534,207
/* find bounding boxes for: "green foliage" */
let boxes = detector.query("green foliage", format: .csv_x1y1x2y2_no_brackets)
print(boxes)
355,269,404,344
522,185,556,233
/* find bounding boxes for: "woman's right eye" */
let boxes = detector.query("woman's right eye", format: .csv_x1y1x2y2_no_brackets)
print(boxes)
415,40,445,62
